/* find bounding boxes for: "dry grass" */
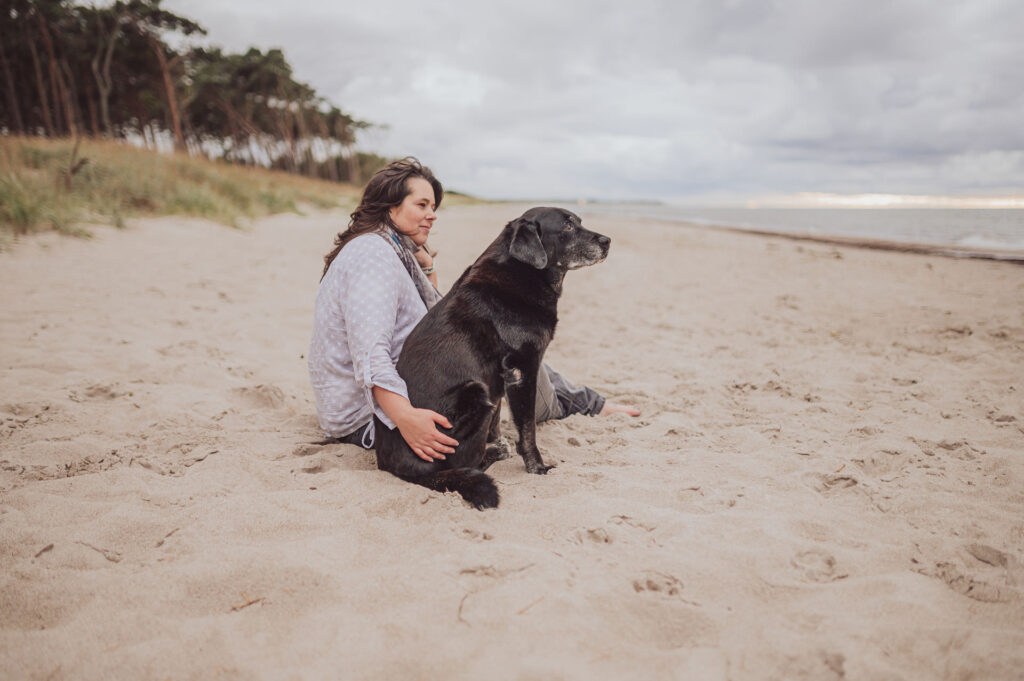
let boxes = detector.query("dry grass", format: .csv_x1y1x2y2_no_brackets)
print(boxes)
0,136,359,239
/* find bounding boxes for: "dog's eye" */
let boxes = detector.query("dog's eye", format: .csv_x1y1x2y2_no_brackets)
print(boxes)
563,224,575,231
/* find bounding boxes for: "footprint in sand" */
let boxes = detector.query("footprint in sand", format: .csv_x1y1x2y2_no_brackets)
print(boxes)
791,549,847,583
56,451,127,480
455,527,494,542
632,571,684,597
571,527,613,545
295,453,343,475
291,444,322,458
911,437,984,461
852,441,909,478
231,384,287,410
966,543,1010,568
68,383,126,402
987,410,1018,426
936,325,973,338
924,561,1010,603
156,339,224,359
803,472,860,497
2,402,58,435
913,542,1020,603
987,325,1024,342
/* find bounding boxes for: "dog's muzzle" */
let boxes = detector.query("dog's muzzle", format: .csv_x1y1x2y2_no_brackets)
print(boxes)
568,234,610,269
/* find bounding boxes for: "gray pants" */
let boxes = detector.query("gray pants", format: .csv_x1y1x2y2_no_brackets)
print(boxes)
337,363,604,449
534,362,605,422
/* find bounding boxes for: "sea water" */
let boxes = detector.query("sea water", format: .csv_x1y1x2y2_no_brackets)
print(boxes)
565,204,1024,253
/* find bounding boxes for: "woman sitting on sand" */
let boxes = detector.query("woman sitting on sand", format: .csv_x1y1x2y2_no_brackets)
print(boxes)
307,157,639,462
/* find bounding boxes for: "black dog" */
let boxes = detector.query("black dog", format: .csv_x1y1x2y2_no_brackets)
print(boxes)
374,207,610,509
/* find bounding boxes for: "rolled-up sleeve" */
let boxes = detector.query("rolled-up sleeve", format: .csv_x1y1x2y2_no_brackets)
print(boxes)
338,241,410,429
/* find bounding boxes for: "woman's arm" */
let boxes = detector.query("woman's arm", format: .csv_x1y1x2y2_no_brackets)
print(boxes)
338,237,453,459
372,387,458,462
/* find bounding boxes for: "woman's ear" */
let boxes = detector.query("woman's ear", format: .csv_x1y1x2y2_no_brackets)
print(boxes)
508,218,547,268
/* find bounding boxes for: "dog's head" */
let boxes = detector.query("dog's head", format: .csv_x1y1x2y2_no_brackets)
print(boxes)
507,207,610,270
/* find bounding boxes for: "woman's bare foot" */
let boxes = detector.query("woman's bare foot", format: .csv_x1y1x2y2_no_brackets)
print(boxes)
599,401,642,417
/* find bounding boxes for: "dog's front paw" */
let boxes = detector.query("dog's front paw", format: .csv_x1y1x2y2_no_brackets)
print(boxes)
526,462,555,475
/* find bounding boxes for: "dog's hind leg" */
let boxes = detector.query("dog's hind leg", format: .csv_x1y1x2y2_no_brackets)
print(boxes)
445,380,495,441
481,440,512,471
375,405,500,510
486,397,502,443
479,399,512,471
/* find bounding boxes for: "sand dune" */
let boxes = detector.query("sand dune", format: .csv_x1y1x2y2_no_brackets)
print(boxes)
2,205,1022,680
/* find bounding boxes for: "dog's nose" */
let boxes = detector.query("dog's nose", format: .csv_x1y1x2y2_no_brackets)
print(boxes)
598,235,611,248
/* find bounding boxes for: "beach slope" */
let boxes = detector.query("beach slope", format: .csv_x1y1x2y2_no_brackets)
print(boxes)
1,205,1022,680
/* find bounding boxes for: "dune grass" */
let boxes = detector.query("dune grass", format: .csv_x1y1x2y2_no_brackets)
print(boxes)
0,136,358,240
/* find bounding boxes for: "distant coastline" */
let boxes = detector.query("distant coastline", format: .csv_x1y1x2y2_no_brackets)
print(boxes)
549,202,1024,263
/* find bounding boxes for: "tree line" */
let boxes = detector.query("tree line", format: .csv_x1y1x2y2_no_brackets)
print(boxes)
1,0,380,182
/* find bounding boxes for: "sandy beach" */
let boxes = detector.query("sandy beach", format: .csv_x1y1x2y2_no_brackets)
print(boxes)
2,203,1022,680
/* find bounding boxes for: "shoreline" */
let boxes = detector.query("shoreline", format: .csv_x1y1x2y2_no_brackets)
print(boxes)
549,202,1024,263
677,220,1024,263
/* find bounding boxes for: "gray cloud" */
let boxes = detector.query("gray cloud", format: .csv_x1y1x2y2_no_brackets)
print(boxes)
165,0,1024,200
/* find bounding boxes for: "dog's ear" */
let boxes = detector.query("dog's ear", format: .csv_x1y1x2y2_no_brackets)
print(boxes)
508,218,548,268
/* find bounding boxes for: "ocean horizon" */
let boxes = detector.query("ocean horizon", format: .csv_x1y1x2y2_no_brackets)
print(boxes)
553,203,1024,254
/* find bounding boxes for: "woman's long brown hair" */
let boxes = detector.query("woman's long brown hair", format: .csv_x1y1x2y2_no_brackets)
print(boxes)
321,157,444,280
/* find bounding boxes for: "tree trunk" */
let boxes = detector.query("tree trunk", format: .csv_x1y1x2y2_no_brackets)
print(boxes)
43,52,64,135
86,95,100,137
217,97,260,164
148,34,185,151
90,50,112,136
91,12,122,138
314,115,338,182
294,103,312,176
346,143,359,185
60,59,85,136
83,74,101,136
38,14,77,137
0,41,25,134
27,33,56,136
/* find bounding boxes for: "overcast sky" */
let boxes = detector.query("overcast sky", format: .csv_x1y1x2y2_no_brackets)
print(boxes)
163,0,1024,202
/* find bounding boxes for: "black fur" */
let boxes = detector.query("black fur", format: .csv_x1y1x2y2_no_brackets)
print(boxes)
374,207,610,509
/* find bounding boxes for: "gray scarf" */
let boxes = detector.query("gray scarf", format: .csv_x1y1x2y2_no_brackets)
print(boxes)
377,226,442,310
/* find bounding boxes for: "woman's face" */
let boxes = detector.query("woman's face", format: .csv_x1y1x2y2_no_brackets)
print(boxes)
389,177,437,247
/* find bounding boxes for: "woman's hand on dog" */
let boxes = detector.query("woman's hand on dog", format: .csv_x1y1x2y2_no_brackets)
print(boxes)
373,387,458,462
397,407,458,462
